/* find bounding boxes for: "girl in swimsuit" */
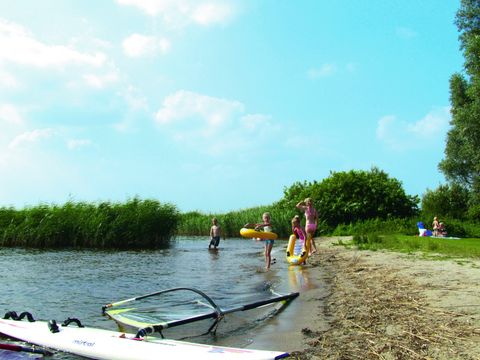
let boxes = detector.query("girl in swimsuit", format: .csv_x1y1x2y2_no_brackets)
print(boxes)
296,198,318,255
244,212,275,270
292,215,308,262
292,215,306,242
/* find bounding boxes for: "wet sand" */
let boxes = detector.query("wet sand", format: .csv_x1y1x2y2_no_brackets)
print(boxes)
246,263,330,352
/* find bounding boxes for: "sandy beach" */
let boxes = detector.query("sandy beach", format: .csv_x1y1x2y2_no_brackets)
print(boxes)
283,236,480,359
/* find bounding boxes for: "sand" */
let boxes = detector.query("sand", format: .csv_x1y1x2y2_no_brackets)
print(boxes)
281,236,480,359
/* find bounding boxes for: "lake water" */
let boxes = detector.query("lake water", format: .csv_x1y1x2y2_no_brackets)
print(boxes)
0,237,324,358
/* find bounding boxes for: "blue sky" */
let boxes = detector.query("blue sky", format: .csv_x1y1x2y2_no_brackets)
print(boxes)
0,0,463,213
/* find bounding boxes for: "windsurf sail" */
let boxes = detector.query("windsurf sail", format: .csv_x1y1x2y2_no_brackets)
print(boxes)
102,288,299,339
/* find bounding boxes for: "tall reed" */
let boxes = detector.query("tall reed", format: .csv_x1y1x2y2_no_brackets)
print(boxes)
179,206,299,239
0,198,179,249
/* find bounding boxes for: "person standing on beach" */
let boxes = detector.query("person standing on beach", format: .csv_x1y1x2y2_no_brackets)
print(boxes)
209,217,222,249
296,198,318,255
244,212,274,270
432,216,439,237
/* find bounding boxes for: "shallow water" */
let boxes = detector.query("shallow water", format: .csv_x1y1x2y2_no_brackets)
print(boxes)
0,237,321,358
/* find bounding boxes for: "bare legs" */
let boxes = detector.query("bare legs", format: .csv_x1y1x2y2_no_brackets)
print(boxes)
307,232,317,255
265,242,273,270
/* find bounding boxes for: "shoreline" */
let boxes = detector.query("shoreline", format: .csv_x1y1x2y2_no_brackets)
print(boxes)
286,236,480,359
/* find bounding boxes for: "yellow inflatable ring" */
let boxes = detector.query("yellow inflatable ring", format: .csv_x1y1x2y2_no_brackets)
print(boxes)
286,234,310,265
240,228,278,240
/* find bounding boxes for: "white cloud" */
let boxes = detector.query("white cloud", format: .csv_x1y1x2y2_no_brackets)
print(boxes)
240,114,272,131
113,87,149,132
156,90,244,128
122,33,171,58
158,38,171,53
122,86,148,110
0,104,25,146
0,141,86,207
191,2,234,26
116,0,176,16
407,108,449,136
154,90,280,156
0,104,24,126
67,139,92,150
376,107,450,151
8,128,55,149
0,70,19,88
83,71,119,89
0,19,106,68
346,62,357,73
396,26,417,39
376,115,396,142
307,63,337,79
116,0,236,27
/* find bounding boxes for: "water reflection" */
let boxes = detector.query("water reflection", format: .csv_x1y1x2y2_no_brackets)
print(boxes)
288,265,316,291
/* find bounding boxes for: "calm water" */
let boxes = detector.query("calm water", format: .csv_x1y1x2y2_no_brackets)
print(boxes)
0,237,322,358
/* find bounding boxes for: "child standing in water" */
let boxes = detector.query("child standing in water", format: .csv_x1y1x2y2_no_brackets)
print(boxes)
209,218,222,249
296,198,318,255
244,212,274,270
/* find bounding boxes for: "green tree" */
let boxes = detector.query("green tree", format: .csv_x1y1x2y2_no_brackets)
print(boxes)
421,183,470,219
439,0,480,206
278,168,419,227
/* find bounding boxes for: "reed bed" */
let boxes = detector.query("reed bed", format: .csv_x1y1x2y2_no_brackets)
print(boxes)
0,199,179,249
179,206,299,239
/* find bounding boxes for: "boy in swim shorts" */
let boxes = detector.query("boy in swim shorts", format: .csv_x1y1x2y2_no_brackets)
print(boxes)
209,218,222,249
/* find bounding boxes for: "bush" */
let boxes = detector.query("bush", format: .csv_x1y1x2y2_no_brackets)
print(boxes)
421,184,469,219
277,167,419,227
467,204,480,221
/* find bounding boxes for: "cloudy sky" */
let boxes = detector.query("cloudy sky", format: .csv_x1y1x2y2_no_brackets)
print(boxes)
0,0,463,212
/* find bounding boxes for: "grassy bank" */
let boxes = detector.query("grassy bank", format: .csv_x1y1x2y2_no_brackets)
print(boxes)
350,233,480,259
0,199,179,249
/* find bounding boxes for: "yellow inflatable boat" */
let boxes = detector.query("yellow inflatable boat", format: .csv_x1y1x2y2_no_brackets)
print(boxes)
239,228,278,240
286,234,310,265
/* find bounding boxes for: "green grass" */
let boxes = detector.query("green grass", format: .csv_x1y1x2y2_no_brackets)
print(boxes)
352,233,480,259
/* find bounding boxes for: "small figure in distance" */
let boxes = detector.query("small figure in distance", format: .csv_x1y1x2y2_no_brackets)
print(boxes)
209,217,222,250
296,198,318,255
432,216,439,237
438,222,447,237
244,212,274,270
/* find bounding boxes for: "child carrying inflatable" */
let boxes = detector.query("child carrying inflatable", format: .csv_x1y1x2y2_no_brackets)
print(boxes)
286,215,310,265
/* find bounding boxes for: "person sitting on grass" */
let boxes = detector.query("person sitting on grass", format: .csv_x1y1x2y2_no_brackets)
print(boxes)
437,222,447,237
